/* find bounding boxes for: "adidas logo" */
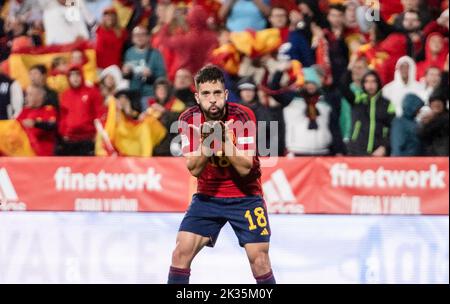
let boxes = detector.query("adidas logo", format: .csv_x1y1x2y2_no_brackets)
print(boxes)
0,168,26,211
263,169,297,203
262,169,304,213
260,228,269,236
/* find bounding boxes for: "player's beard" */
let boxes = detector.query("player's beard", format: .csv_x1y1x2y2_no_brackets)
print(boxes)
200,103,226,121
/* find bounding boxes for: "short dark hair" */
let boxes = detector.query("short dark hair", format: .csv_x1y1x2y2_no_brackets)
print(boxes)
362,70,383,93
194,65,225,88
30,64,47,75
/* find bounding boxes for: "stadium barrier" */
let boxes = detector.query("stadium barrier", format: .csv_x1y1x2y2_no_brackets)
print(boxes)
0,157,448,214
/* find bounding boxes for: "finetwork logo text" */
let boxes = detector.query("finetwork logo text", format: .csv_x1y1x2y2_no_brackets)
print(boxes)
54,167,162,192
330,163,446,189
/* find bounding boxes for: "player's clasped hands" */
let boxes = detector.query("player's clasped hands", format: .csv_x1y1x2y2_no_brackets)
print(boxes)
188,119,235,157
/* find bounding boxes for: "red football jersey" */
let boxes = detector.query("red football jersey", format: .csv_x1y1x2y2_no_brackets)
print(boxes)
178,103,262,198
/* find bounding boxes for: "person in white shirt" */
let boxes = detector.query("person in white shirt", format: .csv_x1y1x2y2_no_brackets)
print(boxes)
39,0,96,45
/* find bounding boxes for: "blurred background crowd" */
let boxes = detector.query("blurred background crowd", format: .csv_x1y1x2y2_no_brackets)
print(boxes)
0,0,448,157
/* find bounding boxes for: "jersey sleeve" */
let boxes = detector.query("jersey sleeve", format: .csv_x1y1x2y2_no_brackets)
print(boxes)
234,106,257,152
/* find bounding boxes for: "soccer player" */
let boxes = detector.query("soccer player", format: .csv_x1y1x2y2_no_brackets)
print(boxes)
167,65,275,284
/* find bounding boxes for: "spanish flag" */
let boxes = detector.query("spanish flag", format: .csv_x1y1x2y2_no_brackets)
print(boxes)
112,0,134,29
230,28,289,58
95,97,167,157
6,40,97,90
210,43,241,76
0,120,36,156
357,43,389,71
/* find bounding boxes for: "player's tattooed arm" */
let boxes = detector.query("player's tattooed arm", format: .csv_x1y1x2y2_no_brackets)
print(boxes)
223,120,255,177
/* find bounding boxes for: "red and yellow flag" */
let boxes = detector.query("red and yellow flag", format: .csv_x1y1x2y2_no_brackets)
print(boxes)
210,43,241,75
230,28,285,58
0,120,35,157
96,97,167,157
7,40,98,90
112,0,134,29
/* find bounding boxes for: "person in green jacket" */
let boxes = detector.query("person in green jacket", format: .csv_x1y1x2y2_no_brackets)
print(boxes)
340,57,369,143
340,70,396,156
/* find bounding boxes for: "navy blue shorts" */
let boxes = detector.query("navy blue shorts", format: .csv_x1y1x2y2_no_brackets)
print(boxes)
179,194,271,247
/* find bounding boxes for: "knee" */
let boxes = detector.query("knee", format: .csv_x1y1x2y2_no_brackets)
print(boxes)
171,244,195,268
250,252,271,275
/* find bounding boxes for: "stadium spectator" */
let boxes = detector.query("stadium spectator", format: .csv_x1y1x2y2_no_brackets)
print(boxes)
151,2,189,81
341,70,395,156
28,64,59,111
99,65,130,102
417,66,444,103
390,93,424,156
173,68,197,108
340,57,369,143
238,76,286,156
268,6,289,30
423,8,449,37
419,93,449,156
0,71,24,120
269,67,341,156
219,0,271,32
127,0,158,32
95,7,128,70
122,26,166,112
56,65,106,156
314,64,346,156
323,4,350,88
279,6,315,67
393,0,432,31
47,56,69,94
144,77,185,156
40,0,96,45
382,56,423,117
16,84,57,156
416,33,449,80
156,5,218,80
296,0,327,29
8,0,42,23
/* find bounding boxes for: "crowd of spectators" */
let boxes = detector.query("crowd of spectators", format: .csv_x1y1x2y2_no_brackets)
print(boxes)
0,0,448,157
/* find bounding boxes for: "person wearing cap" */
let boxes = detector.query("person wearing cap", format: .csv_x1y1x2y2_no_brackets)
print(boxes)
268,66,342,156
418,92,449,156
95,7,128,69
237,76,286,156
56,65,106,156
